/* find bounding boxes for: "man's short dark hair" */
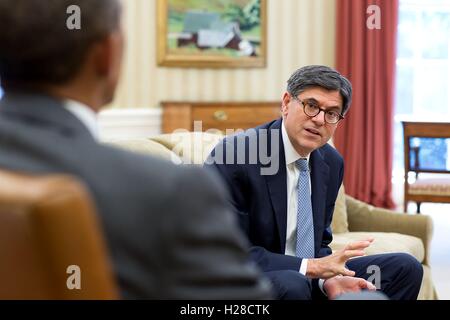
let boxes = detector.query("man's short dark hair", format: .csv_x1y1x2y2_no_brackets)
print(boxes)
287,65,353,115
0,0,122,86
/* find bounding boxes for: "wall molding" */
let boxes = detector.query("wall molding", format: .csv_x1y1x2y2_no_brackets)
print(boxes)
98,108,162,140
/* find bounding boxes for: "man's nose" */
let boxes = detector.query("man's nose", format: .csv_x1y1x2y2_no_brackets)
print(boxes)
311,110,326,124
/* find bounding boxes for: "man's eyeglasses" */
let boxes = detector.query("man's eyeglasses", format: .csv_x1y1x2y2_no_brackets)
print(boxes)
293,97,344,124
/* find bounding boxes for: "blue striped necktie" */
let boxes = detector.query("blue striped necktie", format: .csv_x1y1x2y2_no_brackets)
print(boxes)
295,158,315,258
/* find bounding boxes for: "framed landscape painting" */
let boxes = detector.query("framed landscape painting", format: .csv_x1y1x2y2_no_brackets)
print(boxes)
157,0,267,68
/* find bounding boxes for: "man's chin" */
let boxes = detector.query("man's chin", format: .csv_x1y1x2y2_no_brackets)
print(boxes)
301,136,323,146
298,140,326,154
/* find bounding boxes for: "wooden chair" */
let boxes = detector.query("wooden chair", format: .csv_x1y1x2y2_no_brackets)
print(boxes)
402,121,450,213
0,169,118,299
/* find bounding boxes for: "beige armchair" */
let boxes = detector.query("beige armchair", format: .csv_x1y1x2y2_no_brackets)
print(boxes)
106,132,437,300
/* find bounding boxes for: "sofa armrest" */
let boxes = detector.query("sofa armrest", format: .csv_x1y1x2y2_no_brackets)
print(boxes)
345,195,433,266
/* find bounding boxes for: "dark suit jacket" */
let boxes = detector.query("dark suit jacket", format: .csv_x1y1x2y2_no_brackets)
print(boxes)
0,91,271,299
207,118,344,273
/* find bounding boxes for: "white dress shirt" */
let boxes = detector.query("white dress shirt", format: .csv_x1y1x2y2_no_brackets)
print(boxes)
63,99,99,140
281,121,326,293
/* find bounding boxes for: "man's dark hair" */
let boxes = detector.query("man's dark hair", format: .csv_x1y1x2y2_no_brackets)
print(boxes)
0,0,122,86
287,65,353,115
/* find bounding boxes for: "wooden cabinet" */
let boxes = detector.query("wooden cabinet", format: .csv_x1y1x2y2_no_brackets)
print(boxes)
161,101,281,133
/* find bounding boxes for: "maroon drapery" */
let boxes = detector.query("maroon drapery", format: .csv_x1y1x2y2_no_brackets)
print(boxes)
334,0,398,208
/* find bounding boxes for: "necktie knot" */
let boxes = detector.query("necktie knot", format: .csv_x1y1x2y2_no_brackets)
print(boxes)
296,158,309,172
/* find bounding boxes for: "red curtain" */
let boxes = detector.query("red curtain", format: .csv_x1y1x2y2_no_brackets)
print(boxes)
334,0,398,208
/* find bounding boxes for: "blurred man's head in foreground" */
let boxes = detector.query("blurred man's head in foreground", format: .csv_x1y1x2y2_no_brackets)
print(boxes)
0,0,123,109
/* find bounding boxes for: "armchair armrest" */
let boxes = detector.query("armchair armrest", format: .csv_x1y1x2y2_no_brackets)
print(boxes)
345,195,433,265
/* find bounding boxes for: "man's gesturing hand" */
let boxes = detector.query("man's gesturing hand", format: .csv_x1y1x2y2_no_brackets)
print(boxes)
306,238,374,279
323,275,377,300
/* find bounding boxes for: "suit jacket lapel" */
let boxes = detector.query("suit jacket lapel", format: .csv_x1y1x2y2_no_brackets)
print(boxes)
310,148,330,254
263,119,288,252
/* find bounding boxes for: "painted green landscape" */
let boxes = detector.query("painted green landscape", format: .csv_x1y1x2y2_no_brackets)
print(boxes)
167,0,262,57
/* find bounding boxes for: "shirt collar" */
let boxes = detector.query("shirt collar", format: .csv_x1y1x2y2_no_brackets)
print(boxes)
63,99,99,139
281,120,310,165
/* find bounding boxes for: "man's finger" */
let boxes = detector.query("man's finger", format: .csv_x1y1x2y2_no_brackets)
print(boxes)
358,279,368,288
341,268,355,277
367,282,377,290
343,249,366,259
344,241,372,251
358,279,377,291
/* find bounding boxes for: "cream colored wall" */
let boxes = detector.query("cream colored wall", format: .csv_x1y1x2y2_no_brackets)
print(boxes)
109,0,336,109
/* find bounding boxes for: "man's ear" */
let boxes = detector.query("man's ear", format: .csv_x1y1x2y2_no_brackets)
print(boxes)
281,92,291,117
92,34,115,77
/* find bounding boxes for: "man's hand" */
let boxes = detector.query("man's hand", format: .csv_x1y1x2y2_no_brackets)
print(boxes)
323,275,377,300
306,238,374,279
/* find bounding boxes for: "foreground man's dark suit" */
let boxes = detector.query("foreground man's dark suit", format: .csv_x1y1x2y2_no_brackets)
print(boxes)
207,118,423,300
0,91,272,299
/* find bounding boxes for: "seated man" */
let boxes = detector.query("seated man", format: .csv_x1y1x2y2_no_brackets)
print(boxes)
0,0,271,299
207,65,423,300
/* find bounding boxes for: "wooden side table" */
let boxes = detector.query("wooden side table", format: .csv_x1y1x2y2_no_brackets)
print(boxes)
161,101,281,133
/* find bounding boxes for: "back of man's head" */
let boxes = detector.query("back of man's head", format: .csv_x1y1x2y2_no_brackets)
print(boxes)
0,0,122,87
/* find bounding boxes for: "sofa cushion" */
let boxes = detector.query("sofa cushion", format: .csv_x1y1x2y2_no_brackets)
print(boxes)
104,138,181,163
331,185,349,234
150,132,224,165
330,231,425,263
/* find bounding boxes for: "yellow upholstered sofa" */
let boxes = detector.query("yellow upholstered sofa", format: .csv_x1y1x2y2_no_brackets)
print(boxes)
105,132,437,300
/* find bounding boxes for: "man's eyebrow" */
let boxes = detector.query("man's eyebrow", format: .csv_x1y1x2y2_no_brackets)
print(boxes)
304,97,342,111
326,105,342,111
304,97,319,104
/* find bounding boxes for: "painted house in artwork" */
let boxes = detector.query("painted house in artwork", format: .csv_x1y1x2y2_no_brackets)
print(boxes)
177,11,256,56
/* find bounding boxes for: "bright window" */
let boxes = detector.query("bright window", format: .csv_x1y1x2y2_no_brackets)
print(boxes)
393,0,450,179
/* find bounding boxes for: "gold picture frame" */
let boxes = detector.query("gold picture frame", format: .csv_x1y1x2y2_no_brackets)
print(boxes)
157,0,267,68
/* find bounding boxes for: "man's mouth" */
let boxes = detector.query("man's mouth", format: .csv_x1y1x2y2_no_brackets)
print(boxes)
305,128,321,137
